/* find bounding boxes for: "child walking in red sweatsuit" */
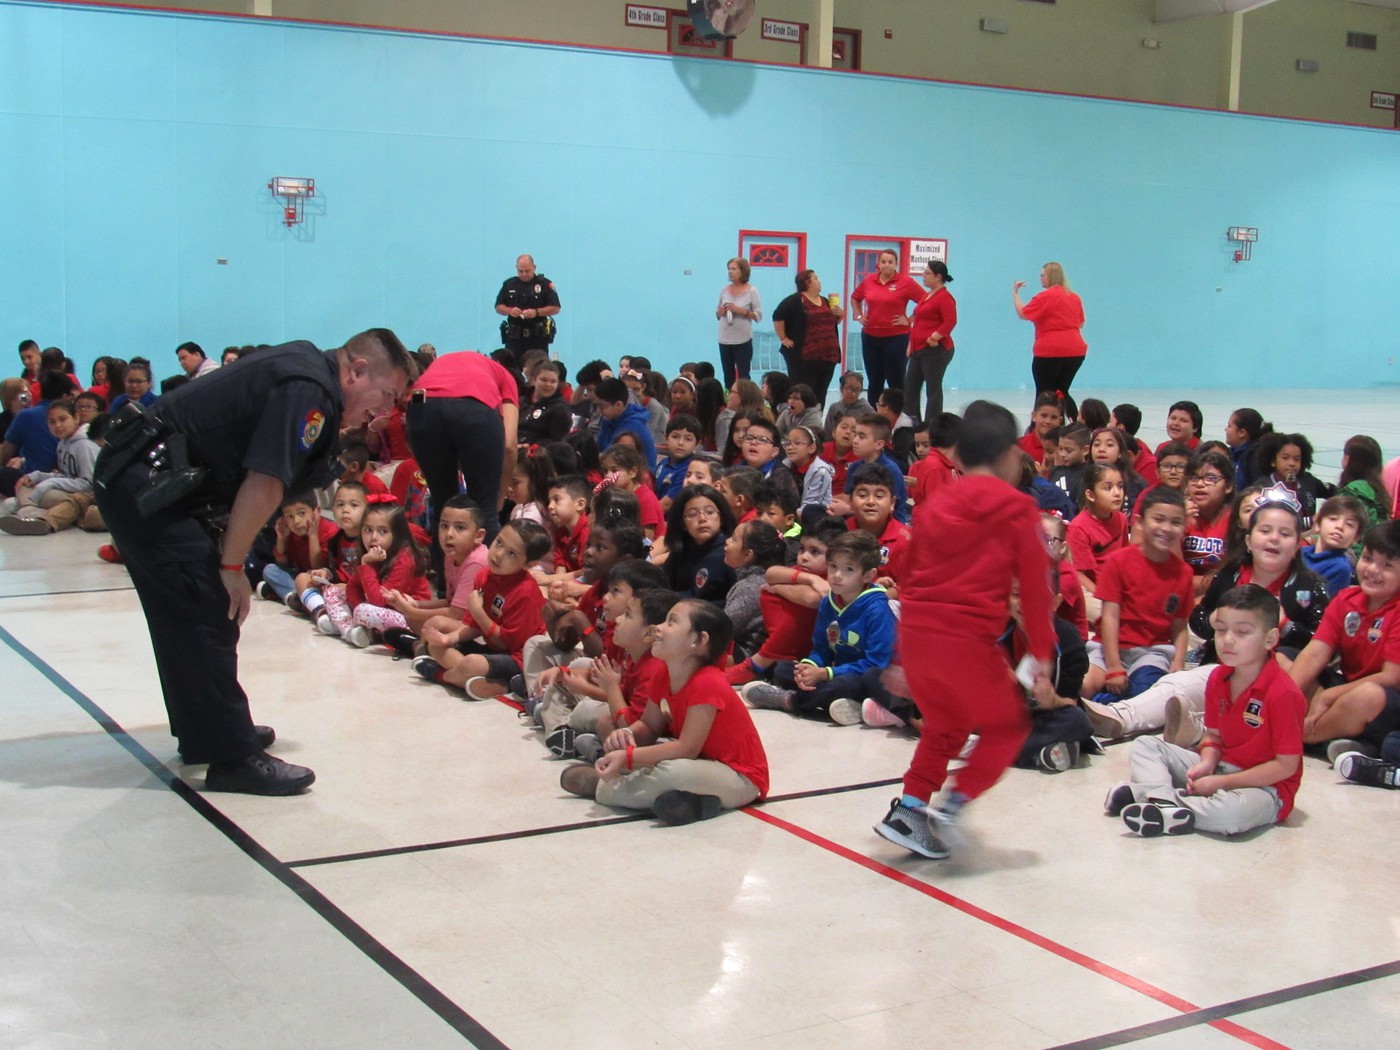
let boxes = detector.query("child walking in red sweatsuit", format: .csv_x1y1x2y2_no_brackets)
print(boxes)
874,400,1057,860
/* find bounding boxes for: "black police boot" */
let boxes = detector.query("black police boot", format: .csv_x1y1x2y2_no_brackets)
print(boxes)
205,752,315,796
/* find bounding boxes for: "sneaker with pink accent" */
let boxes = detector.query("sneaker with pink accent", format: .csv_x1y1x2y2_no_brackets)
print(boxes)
861,698,906,728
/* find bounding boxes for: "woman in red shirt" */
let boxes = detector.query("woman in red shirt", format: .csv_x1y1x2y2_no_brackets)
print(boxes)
1013,261,1088,403
905,261,956,426
850,250,923,403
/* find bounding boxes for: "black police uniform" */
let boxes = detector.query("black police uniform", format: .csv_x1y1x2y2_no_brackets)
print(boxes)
95,342,342,765
495,272,560,360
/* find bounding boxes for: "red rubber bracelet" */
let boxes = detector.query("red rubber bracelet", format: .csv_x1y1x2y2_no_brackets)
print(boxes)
626,743,635,770
219,563,242,573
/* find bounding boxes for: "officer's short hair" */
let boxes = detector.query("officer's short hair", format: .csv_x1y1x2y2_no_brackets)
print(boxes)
343,328,418,383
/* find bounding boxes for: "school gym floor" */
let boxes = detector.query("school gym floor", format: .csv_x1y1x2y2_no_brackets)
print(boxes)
3,388,1397,1050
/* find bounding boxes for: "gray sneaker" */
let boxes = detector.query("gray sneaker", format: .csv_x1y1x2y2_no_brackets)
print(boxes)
1327,738,1380,766
743,682,794,712
574,733,603,764
1163,694,1203,749
0,512,51,536
873,798,952,860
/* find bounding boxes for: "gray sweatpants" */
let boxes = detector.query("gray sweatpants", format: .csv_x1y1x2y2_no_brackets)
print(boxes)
1127,736,1282,835
596,760,760,813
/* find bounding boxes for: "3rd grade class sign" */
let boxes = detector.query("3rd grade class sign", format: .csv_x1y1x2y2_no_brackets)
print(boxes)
761,19,802,42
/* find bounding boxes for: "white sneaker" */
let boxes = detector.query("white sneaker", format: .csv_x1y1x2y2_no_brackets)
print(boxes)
861,698,906,728
344,625,374,649
315,615,339,636
828,698,862,726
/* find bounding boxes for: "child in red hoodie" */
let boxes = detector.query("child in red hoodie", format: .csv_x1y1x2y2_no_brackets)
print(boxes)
874,400,1057,861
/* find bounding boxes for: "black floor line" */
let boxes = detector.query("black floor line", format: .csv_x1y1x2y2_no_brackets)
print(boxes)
287,776,907,869
0,624,508,1050
0,584,136,600
1046,957,1400,1049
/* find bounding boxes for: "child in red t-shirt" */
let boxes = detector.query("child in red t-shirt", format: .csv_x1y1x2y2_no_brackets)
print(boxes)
572,587,677,764
1107,584,1305,837
259,492,338,603
1016,392,1063,473
289,481,366,621
542,476,590,579
1066,463,1127,621
821,414,861,497
909,412,960,507
337,440,390,497
415,520,552,699
1080,487,1193,705
1184,449,1237,595
724,519,840,686
599,443,666,540
560,598,769,825
319,502,431,648
847,461,911,592
1292,520,1400,753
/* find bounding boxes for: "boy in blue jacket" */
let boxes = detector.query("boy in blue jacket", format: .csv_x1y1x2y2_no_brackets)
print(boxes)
593,377,657,466
744,530,895,725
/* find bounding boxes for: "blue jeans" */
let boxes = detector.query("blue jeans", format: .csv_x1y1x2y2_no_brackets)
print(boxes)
1092,663,1167,707
261,563,296,600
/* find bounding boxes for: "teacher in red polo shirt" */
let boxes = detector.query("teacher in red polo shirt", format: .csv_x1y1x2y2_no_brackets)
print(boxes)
850,249,923,403
1013,260,1088,405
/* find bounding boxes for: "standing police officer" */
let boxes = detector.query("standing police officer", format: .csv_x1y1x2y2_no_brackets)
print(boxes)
495,254,560,365
95,330,417,795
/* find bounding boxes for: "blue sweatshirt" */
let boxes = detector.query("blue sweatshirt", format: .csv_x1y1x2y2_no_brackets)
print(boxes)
802,586,896,679
654,453,694,502
598,402,657,467
1302,547,1354,597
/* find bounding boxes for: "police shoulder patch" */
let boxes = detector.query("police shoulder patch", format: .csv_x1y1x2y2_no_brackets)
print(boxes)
300,409,325,451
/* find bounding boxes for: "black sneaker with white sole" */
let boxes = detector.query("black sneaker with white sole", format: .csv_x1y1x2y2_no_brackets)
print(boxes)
1335,751,1400,789
1103,782,1135,817
1121,801,1195,837
873,798,952,860
546,725,577,759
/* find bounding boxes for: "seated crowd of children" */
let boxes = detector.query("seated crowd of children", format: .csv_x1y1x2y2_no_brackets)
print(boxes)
7,347,1400,852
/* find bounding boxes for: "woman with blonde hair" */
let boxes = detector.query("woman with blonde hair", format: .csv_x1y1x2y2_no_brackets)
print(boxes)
1013,260,1087,404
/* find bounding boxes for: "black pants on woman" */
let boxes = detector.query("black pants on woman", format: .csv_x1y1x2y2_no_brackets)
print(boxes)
860,333,908,402
904,346,954,426
802,359,838,410
407,395,505,583
1031,356,1086,402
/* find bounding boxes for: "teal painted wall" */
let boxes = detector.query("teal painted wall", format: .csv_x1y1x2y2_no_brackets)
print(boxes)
3,1,1398,387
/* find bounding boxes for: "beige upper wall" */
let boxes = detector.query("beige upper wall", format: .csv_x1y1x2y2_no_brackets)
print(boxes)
71,0,1400,126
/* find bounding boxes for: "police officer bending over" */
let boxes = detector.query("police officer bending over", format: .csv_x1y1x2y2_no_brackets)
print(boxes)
495,254,560,365
95,330,417,795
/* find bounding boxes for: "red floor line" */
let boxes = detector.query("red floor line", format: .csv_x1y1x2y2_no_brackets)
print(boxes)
743,807,1292,1050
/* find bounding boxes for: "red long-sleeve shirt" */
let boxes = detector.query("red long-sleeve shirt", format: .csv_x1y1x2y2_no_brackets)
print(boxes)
346,546,430,609
899,473,1057,663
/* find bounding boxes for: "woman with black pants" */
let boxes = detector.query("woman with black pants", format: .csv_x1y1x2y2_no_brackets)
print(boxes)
904,261,956,426
1013,260,1087,403
772,269,845,407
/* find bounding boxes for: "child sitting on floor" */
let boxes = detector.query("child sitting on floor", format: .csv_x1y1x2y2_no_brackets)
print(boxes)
382,495,488,655
1106,584,1305,837
744,530,895,726
258,492,337,603
289,482,366,620
321,500,431,648
560,598,770,826
723,519,788,661
0,398,100,535
1079,487,1193,705
415,520,552,700
1304,493,1364,597
572,586,677,765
